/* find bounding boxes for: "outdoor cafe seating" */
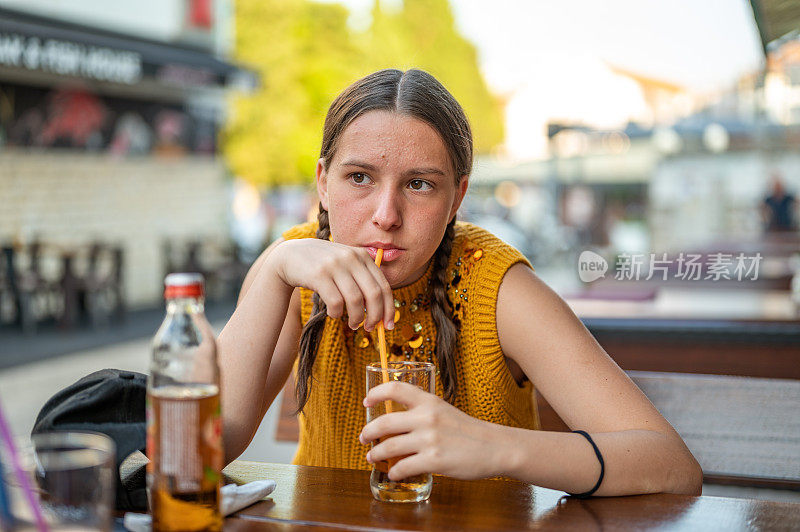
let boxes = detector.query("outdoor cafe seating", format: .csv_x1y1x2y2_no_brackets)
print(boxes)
0,240,125,333
161,238,250,303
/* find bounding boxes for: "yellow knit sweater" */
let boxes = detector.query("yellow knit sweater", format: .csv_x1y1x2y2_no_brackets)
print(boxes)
282,221,540,470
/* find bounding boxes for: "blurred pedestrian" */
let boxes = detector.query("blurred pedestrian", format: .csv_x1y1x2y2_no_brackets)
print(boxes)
762,174,797,232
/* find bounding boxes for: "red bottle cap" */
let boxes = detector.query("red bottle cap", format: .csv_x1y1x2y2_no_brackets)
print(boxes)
164,272,205,299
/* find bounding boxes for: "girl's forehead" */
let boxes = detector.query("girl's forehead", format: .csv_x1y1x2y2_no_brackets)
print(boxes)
332,111,451,171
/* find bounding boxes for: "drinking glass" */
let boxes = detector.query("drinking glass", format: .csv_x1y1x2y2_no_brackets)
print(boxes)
366,361,435,503
1,431,116,531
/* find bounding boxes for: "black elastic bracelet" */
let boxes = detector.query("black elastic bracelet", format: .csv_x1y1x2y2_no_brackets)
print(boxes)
568,430,605,498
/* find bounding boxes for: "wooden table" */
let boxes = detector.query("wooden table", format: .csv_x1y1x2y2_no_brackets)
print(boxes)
221,461,800,531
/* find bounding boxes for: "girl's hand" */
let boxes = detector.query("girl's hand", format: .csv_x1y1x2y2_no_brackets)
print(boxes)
271,239,395,331
359,381,506,481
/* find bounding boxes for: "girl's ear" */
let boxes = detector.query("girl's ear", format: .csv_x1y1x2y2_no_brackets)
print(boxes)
316,158,329,211
449,175,469,222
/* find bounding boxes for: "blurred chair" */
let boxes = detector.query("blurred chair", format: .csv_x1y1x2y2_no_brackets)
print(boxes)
162,238,248,302
0,245,15,325
81,243,126,328
59,250,82,329
162,239,211,285
209,242,249,301
2,242,62,334
60,243,126,329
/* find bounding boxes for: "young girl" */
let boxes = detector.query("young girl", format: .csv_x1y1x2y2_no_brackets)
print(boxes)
218,69,702,497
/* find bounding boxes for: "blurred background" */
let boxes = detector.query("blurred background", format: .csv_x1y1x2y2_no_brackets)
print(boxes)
1,0,799,503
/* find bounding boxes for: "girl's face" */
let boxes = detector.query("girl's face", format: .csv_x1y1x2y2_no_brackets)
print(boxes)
317,110,468,288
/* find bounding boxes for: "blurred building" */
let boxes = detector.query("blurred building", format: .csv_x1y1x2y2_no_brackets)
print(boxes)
648,32,800,252
605,65,704,127
0,1,255,307
473,24,800,268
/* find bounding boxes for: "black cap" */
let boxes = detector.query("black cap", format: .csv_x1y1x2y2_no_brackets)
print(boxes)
32,368,147,510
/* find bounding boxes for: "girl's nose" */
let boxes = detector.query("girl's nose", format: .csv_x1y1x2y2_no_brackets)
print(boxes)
371,187,402,231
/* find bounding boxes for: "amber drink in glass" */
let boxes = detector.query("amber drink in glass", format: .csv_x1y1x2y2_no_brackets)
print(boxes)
366,361,435,502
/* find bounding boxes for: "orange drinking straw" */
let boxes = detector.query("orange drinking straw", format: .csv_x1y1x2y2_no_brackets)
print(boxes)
374,249,399,471
374,248,393,415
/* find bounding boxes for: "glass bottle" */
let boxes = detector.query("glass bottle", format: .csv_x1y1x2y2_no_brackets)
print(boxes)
147,273,223,532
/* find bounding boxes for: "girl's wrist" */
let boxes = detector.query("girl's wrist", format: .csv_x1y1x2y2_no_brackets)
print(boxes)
487,423,522,477
265,240,293,290
487,423,526,479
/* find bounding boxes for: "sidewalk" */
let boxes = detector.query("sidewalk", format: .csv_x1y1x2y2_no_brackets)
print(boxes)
0,299,238,370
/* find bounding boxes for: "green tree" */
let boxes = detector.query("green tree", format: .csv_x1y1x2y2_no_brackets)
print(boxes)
361,0,505,155
223,0,361,187
223,0,504,188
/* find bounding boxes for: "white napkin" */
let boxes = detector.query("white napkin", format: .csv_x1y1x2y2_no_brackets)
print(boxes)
123,480,276,532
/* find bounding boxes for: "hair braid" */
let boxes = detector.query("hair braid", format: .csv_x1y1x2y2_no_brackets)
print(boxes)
295,204,331,413
430,218,459,401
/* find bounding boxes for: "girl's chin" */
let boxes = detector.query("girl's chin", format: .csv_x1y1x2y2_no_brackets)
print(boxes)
383,272,406,289
383,261,429,289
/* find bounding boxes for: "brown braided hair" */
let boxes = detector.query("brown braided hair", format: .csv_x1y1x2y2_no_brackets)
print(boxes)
295,69,472,412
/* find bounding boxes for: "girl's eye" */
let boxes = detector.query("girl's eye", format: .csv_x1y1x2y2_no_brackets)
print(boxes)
349,172,372,186
409,179,433,191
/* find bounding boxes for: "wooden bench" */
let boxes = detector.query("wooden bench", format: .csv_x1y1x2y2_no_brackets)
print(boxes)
629,370,800,490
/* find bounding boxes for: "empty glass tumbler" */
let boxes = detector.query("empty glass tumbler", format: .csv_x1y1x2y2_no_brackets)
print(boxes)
1,431,115,531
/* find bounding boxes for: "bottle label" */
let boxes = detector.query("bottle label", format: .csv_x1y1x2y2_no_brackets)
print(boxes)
161,398,201,487
147,385,222,493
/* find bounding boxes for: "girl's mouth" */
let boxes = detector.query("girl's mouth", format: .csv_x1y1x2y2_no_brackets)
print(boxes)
365,246,404,262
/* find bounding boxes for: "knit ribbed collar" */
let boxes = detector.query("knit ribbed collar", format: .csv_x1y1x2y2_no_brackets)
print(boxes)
352,258,437,365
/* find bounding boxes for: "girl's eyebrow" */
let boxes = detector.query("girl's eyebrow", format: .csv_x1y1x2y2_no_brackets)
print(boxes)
340,159,446,177
341,159,378,171
404,167,446,177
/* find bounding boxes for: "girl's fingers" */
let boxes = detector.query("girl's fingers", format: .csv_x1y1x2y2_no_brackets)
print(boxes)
331,270,366,329
352,262,390,331
364,381,427,409
314,276,345,318
300,243,393,330
367,433,419,464
387,452,431,481
359,409,416,444
362,258,395,329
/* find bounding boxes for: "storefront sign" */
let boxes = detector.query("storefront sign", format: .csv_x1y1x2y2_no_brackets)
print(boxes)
0,31,142,84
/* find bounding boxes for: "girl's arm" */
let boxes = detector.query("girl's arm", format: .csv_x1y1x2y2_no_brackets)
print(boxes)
361,263,702,495
494,264,702,495
218,238,298,463
219,237,395,463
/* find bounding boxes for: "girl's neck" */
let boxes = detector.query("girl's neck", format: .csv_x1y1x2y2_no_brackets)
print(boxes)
391,259,434,291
